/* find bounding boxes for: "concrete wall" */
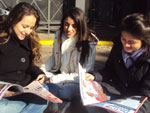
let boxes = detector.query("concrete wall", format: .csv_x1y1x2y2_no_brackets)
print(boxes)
75,0,85,12
75,0,90,18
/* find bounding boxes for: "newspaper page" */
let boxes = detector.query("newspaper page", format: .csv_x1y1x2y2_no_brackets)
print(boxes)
79,63,107,106
93,96,147,113
78,63,148,113
0,80,62,103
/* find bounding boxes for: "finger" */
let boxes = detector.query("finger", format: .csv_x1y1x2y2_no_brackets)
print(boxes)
38,77,45,84
3,91,21,97
37,74,46,80
86,75,94,81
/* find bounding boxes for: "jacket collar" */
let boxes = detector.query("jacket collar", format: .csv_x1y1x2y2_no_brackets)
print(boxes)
11,31,31,51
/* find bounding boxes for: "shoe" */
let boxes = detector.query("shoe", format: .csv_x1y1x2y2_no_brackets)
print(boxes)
46,101,71,113
46,103,59,113
58,101,71,113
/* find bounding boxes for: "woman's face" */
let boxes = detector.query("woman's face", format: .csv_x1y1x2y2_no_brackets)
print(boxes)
63,17,77,38
13,14,37,40
121,31,142,53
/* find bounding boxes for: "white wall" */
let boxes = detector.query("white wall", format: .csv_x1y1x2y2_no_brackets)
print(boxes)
75,0,86,12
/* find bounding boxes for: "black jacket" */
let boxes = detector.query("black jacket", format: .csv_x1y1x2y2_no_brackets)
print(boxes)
93,41,150,98
0,33,44,86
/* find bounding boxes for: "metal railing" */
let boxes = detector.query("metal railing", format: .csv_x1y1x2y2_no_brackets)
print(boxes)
0,0,63,33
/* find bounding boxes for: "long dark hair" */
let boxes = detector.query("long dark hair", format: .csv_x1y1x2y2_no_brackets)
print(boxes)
121,13,150,57
59,7,93,65
0,2,41,64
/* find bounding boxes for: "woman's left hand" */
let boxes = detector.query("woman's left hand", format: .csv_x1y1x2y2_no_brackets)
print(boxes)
36,74,46,84
85,73,95,81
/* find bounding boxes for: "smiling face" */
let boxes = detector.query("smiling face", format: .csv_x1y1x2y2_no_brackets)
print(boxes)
121,31,142,53
13,14,37,40
63,17,77,38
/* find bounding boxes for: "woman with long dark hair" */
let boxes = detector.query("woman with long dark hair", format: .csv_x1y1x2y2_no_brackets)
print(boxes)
41,7,98,112
86,13,150,113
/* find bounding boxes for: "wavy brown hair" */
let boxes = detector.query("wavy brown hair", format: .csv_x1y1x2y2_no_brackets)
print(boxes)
0,2,41,64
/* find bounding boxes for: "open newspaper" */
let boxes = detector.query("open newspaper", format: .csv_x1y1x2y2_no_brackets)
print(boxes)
0,80,62,103
78,63,147,113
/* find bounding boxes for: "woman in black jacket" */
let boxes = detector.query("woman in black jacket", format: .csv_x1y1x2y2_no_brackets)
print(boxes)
0,2,57,113
86,13,150,113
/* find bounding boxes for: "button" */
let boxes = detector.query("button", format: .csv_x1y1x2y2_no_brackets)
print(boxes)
21,58,26,62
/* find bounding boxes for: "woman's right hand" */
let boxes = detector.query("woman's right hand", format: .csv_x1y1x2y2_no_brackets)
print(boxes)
85,73,95,81
3,91,22,98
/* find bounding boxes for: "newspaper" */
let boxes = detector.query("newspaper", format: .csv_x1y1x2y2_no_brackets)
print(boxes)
0,80,62,103
78,63,147,113
93,96,147,113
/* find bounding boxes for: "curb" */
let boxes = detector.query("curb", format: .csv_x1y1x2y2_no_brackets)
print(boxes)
97,41,113,45
39,40,113,46
39,40,54,45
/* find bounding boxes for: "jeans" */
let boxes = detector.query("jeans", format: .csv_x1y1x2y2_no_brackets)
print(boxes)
58,83,79,100
0,83,59,113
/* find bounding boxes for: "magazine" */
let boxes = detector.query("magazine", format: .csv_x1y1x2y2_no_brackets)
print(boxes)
78,63,148,113
0,80,62,103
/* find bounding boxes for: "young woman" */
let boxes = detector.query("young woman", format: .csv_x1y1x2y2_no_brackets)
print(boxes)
41,7,98,112
0,2,57,113
86,13,150,113
41,7,98,100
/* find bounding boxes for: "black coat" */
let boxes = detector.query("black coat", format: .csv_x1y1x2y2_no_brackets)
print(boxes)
93,40,150,97
88,33,150,113
0,33,44,86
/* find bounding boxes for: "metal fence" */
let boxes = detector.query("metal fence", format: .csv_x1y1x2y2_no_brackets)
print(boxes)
0,0,63,33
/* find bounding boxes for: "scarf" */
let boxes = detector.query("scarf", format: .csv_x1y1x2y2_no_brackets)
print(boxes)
60,33,79,73
122,47,146,68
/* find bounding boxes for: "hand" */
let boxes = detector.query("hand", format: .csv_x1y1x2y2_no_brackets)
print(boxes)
36,74,46,84
3,91,22,98
85,73,95,81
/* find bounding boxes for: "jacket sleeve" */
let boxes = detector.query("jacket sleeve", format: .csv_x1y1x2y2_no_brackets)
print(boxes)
40,32,58,72
92,44,116,82
40,54,55,72
27,64,45,79
50,72,79,83
140,65,150,97
85,43,96,72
